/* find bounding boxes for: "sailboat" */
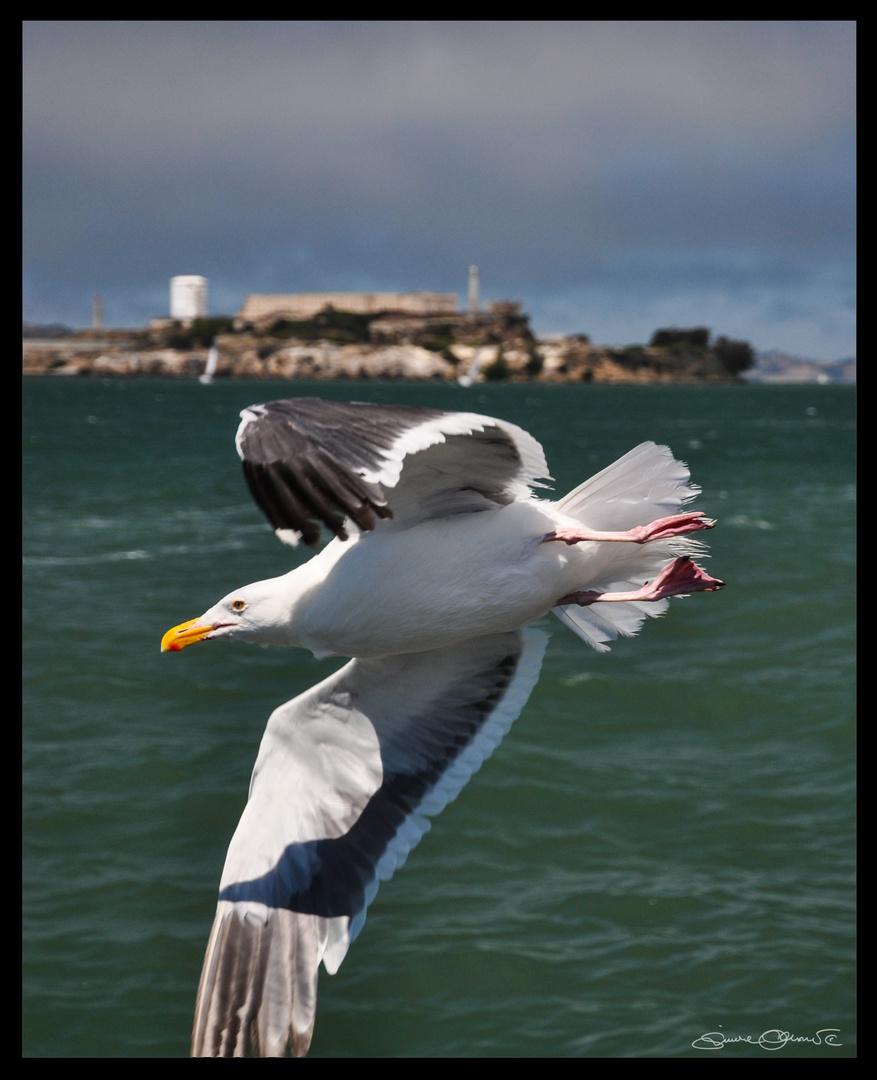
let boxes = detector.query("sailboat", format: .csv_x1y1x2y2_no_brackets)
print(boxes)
458,345,492,387
200,344,218,384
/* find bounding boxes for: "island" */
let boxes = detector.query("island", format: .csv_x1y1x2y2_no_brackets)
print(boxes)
23,304,753,383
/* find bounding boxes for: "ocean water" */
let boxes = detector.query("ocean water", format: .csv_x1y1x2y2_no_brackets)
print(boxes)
23,378,856,1058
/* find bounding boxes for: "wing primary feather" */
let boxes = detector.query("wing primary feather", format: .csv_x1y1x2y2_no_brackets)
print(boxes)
297,451,390,534
275,458,351,541
241,460,327,546
241,448,392,546
192,904,320,1058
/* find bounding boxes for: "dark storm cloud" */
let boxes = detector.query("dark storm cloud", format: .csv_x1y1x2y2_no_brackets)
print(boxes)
23,21,855,357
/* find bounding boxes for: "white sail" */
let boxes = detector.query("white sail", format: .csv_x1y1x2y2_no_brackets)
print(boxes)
200,345,218,384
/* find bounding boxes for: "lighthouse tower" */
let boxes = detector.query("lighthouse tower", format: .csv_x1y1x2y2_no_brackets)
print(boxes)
467,265,480,314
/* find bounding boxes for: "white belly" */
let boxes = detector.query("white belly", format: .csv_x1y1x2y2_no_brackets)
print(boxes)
296,501,583,657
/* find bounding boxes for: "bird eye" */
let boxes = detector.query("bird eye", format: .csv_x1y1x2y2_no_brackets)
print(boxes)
231,599,247,612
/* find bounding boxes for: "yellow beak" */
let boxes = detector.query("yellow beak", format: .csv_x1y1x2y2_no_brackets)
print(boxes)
161,618,214,652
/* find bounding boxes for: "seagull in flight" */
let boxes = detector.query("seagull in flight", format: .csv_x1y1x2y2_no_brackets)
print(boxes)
161,398,723,1056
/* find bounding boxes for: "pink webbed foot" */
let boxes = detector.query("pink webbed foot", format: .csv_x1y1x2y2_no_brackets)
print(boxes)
543,512,715,546
555,557,725,608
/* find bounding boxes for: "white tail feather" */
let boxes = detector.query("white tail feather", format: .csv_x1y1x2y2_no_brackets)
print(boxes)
552,442,701,650
555,442,699,530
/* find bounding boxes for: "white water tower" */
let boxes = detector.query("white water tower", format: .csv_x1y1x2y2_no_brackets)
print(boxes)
170,275,208,321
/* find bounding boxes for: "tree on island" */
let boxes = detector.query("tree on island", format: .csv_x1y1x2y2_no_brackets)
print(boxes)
711,335,755,375
650,326,711,350
649,326,754,376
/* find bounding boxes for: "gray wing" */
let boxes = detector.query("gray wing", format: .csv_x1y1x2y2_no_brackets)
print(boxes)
235,398,549,546
191,628,548,1058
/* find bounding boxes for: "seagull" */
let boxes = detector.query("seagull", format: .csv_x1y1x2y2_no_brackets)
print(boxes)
161,397,723,1057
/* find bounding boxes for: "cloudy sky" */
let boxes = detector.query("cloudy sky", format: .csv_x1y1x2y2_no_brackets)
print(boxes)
23,21,855,358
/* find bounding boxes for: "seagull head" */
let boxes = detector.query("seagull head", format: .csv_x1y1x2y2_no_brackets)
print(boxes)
161,577,295,652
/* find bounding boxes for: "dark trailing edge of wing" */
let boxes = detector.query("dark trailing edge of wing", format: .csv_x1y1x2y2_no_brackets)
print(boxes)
237,400,448,546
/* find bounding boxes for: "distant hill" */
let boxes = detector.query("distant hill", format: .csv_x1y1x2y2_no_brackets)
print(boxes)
22,321,73,340
746,350,856,384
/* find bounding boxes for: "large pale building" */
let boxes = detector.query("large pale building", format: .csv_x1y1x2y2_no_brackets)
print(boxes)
238,291,458,323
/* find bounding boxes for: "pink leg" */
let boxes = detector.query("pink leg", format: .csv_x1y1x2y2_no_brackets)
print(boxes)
556,557,725,607
544,511,715,545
